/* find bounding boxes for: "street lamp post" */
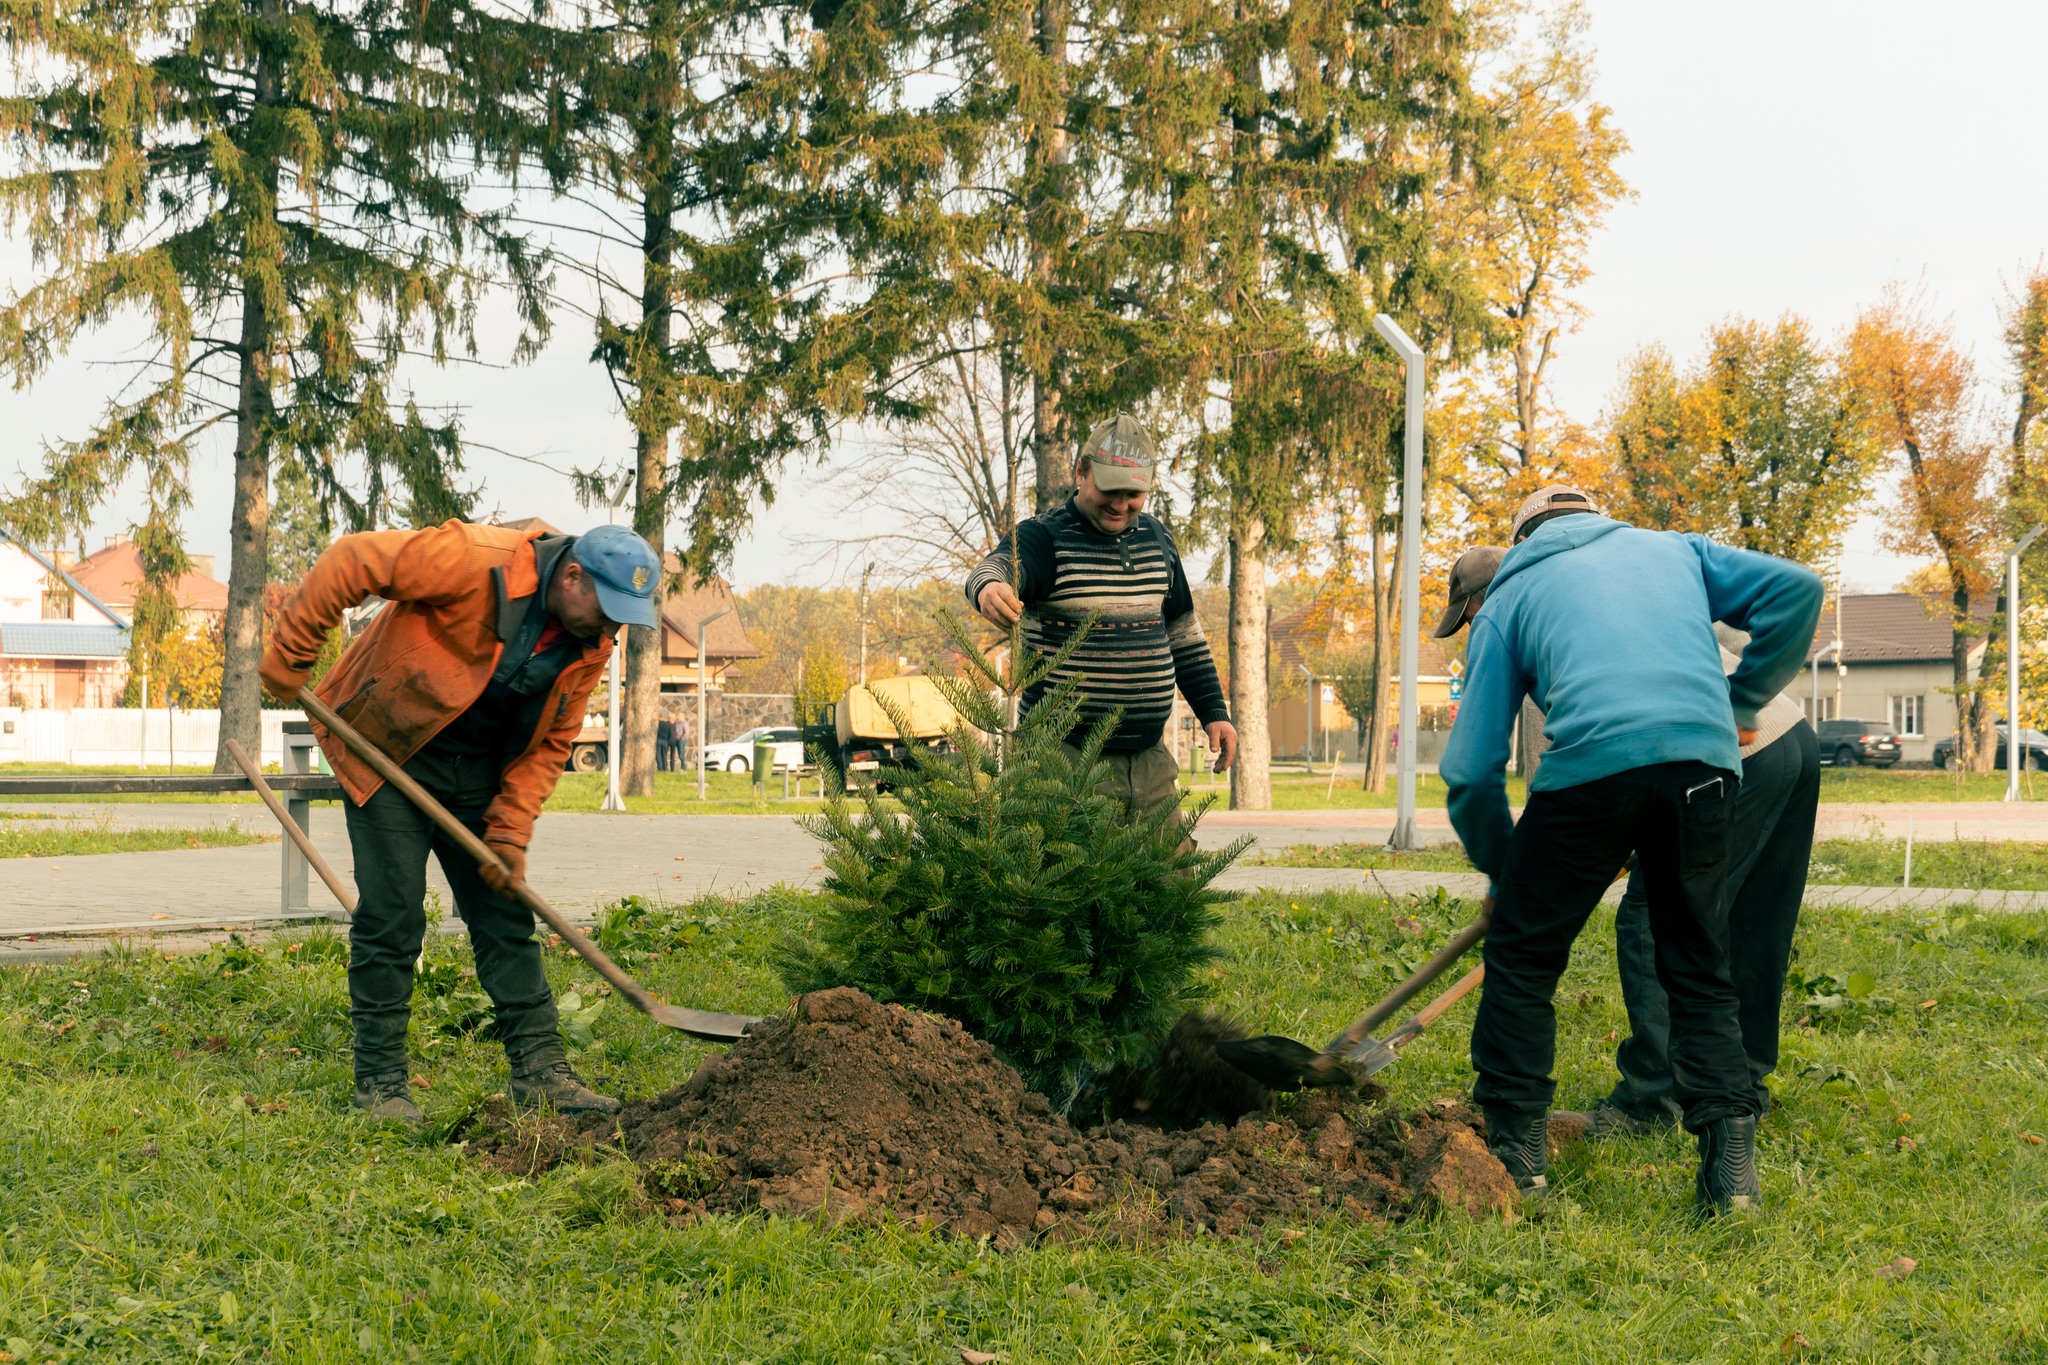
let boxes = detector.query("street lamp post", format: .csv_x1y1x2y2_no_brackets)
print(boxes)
1373,314,1425,851
2006,524,2045,802
695,607,732,802
599,475,632,814
1811,640,1841,722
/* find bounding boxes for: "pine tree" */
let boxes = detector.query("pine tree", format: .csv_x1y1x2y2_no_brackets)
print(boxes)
0,0,548,768
784,612,1248,1095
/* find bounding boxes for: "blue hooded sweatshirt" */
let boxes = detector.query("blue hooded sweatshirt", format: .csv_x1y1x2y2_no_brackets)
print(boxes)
1439,515,1824,885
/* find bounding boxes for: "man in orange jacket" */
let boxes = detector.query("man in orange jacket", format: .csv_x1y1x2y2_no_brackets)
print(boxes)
260,519,661,1125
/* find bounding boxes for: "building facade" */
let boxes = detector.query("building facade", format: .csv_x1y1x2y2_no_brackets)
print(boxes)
1805,592,1985,764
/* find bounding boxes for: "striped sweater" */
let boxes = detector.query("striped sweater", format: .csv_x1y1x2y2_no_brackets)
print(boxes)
965,500,1230,752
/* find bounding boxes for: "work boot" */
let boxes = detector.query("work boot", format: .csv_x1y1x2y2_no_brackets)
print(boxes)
1694,1115,1763,1216
1485,1109,1550,1203
1552,1099,1677,1142
353,1070,425,1127
510,1059,621,1116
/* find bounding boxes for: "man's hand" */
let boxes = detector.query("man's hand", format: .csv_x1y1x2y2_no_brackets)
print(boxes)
1737,727,1760,747
1205,720,1238,773
258,646,308,704
976,581,1024,628
479,839,527,895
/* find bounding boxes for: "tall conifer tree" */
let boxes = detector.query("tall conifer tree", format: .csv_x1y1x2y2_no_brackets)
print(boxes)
0,0,548,766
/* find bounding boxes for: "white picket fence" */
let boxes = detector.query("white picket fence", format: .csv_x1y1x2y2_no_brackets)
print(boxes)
0,708,312,768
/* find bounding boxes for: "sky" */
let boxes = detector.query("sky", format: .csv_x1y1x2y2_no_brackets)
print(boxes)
2,0,2042,595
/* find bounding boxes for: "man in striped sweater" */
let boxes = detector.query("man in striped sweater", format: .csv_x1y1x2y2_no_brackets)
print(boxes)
966,414,1236,822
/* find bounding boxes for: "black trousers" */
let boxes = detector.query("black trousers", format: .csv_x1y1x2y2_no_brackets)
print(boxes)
341,749,562,1082
1608,724,1821,1118
1471,759,1753,1133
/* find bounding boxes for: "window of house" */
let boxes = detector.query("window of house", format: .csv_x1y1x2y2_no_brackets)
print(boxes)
1889,694,1925,737
40,576,72,620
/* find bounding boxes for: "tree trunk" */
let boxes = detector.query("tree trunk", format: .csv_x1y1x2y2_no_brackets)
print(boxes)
213,31,281,773
622,0,680,798
1026,0,1070,512
1228,504,1270,809
1954,575,1995,773
1363,512,1392,794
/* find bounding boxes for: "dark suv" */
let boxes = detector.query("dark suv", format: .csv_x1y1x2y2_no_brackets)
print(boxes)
1815,719,1901,768
1931,726,2048,770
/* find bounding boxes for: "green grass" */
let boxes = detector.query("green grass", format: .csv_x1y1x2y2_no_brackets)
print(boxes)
4,883,2047,1360
1251,836,2048,893
0,822,269,859
1815,766,2046,803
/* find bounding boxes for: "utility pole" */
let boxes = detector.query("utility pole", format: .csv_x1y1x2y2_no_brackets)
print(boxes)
600,472,632,813
695,607,731,801
858,562,872,685
2006,524,2044,801
1374,314,1425,851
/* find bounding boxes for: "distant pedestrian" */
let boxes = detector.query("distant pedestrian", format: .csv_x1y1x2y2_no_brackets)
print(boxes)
673,714,692,772
656,717,676,772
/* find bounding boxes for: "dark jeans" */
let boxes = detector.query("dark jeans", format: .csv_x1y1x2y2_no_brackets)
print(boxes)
1472,759,1752,1134
1607,723,1821,1120
342,749,562,1081
660,739,685,772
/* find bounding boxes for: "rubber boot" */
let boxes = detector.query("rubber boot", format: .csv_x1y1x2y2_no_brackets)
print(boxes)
1694,1115,1763,1216
353,1069,424,1127
1486,1109,1550,1203
510,1058,622,1116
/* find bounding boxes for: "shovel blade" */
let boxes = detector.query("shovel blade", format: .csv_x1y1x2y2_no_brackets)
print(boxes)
643,1003,763,1041
1214,1034,1321,1092
1342,1035,1400,1077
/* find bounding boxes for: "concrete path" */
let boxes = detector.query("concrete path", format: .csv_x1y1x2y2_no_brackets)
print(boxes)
0,801,2044,962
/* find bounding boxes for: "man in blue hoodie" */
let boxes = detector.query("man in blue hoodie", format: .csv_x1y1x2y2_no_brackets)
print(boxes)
1439,486,1824,1215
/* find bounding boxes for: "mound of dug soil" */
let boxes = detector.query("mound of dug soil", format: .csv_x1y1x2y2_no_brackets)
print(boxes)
462,988,1517,1242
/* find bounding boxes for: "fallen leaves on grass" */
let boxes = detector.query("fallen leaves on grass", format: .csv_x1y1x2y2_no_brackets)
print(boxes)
960,1351,1006,1365
1896,1136,1918,1151
1780,1330,1812,1357
2023,1133,2044,1146
1874,1256,1916,1281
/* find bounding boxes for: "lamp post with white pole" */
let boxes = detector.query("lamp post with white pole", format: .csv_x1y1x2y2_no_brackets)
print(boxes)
2006,524,2045,801
695,607,732,801
1811,639,1841,722
599,474,633,813
1373,314,1426,851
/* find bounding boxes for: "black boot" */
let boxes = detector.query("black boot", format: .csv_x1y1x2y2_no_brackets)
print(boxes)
1695,1115,1763,1216
1486,1109,1550,1202
353,1069,424,1127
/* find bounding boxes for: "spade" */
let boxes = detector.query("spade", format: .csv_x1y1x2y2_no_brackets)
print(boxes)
1215,905,1489,1091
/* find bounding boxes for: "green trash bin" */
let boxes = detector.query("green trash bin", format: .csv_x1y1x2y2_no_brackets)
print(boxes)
752,736,773,795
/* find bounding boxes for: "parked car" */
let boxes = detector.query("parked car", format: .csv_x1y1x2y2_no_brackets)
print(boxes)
701,725,806,774
1814,719,1901,768
1931,725,2048,770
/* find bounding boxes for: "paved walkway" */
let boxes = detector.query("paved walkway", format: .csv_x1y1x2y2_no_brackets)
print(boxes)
0,800,2043,962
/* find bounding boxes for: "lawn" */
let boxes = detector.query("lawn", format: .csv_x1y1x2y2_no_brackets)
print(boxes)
3,882,2046,1360
0,821,269,860
1251,836,2048,892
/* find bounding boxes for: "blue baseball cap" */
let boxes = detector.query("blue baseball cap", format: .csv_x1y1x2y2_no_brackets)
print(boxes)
571,525,662,628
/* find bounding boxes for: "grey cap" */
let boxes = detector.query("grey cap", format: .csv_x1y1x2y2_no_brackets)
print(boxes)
1079,414,1157,492
1510,484,1601,542
1433,545,1509,638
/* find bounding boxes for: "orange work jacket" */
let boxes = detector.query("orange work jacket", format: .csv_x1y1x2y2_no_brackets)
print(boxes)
264,520,610,850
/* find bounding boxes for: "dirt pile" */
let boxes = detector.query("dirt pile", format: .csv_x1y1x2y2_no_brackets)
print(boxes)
462,988,1517,1242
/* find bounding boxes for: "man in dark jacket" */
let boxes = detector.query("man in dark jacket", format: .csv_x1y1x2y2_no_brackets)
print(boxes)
966,414,1235,821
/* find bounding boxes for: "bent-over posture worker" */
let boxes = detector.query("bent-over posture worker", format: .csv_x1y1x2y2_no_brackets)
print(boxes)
1436,551,1824,1140
1439,486,1823,1214
260,519,662,1125
966,413,1236,824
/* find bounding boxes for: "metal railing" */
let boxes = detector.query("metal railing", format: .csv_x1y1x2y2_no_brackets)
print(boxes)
0,721,346,922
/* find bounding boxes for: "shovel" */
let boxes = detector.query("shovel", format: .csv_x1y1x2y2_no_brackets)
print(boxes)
1216,903,1490,1091
1340,964,1485,1076
297,691,761,1043
223,739,357,916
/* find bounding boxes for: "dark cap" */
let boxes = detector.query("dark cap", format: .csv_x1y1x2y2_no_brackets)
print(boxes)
1432,545,1508,638
1510,484,1600,542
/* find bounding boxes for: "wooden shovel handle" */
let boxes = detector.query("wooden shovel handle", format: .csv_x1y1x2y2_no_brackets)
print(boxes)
1386,964,1486,1049
224,739,355,915
1324,902,1491,1056
297,692,671,1021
